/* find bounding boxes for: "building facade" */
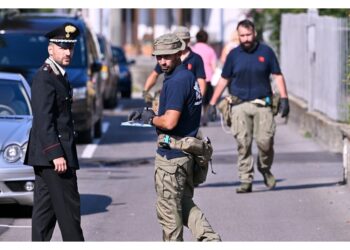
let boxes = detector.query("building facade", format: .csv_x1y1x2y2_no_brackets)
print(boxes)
83,8,248,56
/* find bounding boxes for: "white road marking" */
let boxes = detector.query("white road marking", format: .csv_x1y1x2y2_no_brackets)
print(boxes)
81,122,109,159
0,224,31,228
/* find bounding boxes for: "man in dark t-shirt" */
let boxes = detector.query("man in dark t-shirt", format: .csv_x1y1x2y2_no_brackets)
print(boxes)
129,33,220,241
143,26,206,111
156,62,202,159
208,19,290,193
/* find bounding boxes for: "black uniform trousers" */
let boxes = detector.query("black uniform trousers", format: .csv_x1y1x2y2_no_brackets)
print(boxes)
32,166,84,241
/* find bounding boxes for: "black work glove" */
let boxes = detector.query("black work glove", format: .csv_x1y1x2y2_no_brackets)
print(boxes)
128,110,142,121
208,105,217,122
279,98,290,118
128,107,155,124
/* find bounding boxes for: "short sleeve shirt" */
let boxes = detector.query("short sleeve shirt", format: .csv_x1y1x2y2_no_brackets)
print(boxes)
221,42,281,101
156,64,202,159
154,48,206,80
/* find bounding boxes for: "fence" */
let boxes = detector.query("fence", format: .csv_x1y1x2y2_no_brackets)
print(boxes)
280,12,349,122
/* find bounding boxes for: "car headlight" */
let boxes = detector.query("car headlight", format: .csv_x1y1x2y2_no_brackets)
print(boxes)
3,144,23,163
101,65,109,80
73,86,87,100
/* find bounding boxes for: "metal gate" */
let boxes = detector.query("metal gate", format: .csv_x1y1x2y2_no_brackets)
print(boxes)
280,12,349,122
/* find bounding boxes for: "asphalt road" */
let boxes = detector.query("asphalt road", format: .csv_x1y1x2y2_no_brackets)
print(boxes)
1,97,350,243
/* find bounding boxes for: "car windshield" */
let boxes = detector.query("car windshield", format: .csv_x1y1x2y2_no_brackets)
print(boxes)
0,33,86,68
0,79,32,116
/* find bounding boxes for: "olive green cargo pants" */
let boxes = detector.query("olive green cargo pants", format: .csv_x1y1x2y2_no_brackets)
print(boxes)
230,102,276,184
155,153,221,241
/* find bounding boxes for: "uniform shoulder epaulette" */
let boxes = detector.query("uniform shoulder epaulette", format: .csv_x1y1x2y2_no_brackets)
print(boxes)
41,63,53,73
44,58,60,76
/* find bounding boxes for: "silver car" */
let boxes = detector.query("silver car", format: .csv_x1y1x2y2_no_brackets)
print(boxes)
0,72,34,206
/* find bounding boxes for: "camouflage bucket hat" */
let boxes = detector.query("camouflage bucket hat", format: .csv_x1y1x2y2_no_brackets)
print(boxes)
173,26,191,40
152,33,186,56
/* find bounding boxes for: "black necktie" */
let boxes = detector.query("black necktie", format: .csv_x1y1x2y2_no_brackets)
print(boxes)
63,73,72,98
64,73,69,82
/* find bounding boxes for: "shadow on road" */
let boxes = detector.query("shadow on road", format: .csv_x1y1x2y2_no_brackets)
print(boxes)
0,195,120,219
198,179,281,188
198,179,342,192
80,194,117,216
79,157,154,169
212,151,341,165
198,180,239,188
0,204,32,218
262,181,343,192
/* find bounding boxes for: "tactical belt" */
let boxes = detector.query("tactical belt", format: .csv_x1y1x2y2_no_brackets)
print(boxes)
249,96,272,107
157,133,216,174
157,134,185,150
226,94,271,107
250,98,267,106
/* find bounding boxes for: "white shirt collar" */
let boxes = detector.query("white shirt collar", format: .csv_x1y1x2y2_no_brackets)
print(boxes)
48,57,66,76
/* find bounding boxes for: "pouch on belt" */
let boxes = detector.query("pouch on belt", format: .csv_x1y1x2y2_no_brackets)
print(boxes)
157,132,214,185
271,93,281,116
217,95,242,127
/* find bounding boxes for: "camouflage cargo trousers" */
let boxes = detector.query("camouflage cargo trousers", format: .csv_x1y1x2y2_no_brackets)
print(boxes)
154,153,221,241
230,102,276,184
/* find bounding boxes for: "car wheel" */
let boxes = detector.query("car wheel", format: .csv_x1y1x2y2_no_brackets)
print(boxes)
77,127,94,144
121,89,131,99
104,94,117,109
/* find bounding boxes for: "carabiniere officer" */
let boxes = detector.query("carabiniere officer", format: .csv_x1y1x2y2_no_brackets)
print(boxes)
24,22,84,241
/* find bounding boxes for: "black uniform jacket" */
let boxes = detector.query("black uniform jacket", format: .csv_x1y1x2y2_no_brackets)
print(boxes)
24,58,79,169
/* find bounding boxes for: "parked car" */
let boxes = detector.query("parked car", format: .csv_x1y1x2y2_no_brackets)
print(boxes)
111,46,135,98
0,72,34,206
97,34,119,108
0,12,104,143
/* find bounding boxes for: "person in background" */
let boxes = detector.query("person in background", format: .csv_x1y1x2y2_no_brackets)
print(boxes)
143,26,206,111
191,28,218,126
208,19,290,194
220,30,239,65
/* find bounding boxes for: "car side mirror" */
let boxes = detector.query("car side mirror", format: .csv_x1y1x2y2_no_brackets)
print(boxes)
91,61,102,72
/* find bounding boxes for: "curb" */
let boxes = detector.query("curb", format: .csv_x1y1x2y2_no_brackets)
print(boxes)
288,94,350,184
289,95,345,153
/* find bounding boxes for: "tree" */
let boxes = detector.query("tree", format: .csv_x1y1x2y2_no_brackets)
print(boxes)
248,9,349,55
247,9,306,54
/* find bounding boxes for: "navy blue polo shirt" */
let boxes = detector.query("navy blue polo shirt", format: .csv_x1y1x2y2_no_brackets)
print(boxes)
154,48,206,79
222,42,281,101
156,64,202,159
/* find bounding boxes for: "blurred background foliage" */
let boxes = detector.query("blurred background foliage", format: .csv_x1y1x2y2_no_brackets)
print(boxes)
248,9,350,53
